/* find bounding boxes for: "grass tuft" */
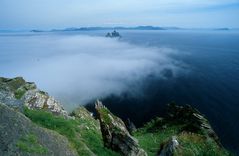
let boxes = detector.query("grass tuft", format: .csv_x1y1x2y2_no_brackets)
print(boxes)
16,134,47,154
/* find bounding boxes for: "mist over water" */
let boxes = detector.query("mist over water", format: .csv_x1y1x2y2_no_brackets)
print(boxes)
0,32,184,110
1,30,239,153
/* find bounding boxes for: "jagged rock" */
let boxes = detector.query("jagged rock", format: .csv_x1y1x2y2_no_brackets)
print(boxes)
105,30,121,38
125,118,137,135
167,103,222,146
23,90,67,116
95,100,147,156
0,102,77,156
157,136,179,156
0,77,68,117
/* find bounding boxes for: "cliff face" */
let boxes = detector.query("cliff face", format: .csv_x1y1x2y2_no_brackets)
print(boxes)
0,77,230,156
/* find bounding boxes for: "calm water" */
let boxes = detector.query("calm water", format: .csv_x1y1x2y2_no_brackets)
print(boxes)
0,30,239,153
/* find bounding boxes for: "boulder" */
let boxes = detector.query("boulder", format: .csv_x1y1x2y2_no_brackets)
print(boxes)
0,102,77,156
95,100,147,156
157,136,179,156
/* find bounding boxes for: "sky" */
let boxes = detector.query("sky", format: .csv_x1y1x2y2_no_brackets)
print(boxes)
1,0,239,29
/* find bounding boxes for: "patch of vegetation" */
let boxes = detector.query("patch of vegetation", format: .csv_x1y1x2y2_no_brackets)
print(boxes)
23,107,119,156
134,117,231,156
97,107,113,124
176,132,231,156
134,124,181,156
8,77,26,90
16,134,47,154
14,88,26,99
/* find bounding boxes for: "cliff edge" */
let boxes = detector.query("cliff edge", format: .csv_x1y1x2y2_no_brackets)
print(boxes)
0,77,231,156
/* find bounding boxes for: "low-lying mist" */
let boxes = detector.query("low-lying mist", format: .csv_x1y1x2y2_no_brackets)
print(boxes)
0,34,185,110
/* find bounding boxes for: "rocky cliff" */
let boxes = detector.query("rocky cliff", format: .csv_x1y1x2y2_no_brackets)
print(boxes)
0,77,67,116
0,77,231,156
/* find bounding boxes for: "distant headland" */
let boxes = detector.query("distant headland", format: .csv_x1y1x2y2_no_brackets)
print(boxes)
0,26,238,33
29,26,235,33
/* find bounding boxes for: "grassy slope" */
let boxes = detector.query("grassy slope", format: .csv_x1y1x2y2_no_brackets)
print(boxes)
23,107,231,156
23,107,119,156
134,118,231,156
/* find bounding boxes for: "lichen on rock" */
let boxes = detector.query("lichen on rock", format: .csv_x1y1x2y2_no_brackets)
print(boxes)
0,77,68,117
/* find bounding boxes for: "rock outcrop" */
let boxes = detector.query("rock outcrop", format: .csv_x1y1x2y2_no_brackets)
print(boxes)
155,103,226,156
105,30,121,38
167,103,222,146
95,100,147,156
0,77,67,116
0,102,77,156
157,136,179,156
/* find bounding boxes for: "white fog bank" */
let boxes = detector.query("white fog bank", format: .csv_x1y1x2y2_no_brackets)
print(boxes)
0,34,185,110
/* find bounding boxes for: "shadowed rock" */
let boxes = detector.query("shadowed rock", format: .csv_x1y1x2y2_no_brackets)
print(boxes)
125,118,137,135
95,100,147,156
157,136,179,156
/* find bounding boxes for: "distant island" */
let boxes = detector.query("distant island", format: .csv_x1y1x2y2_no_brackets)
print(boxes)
213,28,230,31
30,30,45,32
1,26,237,33
105,30,121,38
26,26,236,33
52,26,169,32
29,26,180,33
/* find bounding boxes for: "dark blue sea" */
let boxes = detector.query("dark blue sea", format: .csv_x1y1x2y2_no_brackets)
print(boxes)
0,30,239,153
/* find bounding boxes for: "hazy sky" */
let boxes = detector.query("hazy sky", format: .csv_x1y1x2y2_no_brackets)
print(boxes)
1,0,239,29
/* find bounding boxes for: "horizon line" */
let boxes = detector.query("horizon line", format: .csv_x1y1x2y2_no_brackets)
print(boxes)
0,25,239,32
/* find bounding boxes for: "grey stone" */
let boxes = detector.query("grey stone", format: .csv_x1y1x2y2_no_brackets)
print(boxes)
0,103,77,156
95,100,147,156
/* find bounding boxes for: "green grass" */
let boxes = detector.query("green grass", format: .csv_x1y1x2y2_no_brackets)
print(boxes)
134,125,181,156
134,117,231,156
23,107,231,156
176,132,231,156
23,107,119,156
16,134,48,154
